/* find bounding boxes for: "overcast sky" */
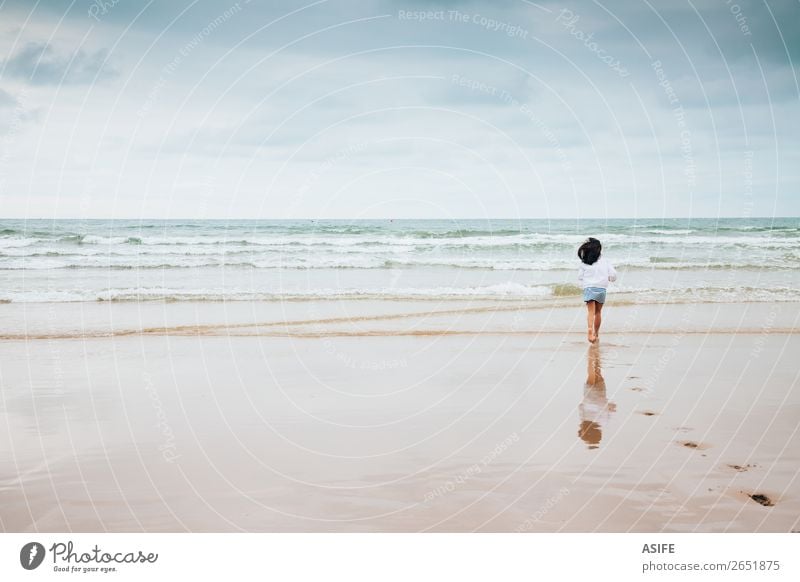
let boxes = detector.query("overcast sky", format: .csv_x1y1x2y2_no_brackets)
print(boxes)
0,0,798,219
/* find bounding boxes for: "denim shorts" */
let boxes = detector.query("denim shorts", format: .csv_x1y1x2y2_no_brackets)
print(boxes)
583,287,607,304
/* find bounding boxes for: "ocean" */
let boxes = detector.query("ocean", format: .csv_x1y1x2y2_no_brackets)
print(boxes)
0,218,797,304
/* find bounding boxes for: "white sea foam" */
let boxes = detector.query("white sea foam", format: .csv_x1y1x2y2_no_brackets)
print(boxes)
0,283,797,304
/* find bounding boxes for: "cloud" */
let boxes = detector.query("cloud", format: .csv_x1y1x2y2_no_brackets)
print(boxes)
0,88,17,106
0,88,41,136
2,42,117,85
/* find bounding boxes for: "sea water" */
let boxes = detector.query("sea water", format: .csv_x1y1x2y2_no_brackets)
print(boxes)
0,218,797,304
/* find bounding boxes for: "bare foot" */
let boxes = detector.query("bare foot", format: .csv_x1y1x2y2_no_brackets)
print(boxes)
588,329,596,343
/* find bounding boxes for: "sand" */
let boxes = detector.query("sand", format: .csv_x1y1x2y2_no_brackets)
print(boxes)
0,300,798,532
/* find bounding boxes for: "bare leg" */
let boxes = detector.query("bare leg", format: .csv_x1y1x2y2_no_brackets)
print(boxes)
594,301,604,340
586,301,596,342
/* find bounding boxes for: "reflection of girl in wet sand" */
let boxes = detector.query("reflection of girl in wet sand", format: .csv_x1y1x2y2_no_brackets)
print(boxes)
578,345,616,449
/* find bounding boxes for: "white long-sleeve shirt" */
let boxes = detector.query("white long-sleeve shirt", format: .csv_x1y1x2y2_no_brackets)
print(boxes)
578,256,617,289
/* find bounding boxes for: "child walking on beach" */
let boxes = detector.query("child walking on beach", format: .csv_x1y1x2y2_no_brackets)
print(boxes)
578,237,617,343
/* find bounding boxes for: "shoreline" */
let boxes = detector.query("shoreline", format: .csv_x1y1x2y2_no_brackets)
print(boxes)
1,300,797,339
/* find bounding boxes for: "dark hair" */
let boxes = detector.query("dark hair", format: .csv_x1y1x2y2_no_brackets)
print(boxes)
578,420,601,448
578,237,602,265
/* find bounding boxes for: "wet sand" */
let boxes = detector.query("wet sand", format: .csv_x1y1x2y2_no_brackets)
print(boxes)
0,300,798,532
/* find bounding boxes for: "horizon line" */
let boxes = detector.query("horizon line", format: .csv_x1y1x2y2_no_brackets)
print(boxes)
1,216,797,221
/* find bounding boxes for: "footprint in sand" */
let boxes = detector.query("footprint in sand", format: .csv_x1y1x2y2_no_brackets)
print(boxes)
746,493,775,507
637,410,658,416
629,386,646,392
727,463,757,472
679,440,710,450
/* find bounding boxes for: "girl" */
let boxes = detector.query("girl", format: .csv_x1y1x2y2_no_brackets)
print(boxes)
577,237,617,343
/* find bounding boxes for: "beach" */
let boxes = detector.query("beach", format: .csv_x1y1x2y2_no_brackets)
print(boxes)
1,298,798,532
1,218,798,532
